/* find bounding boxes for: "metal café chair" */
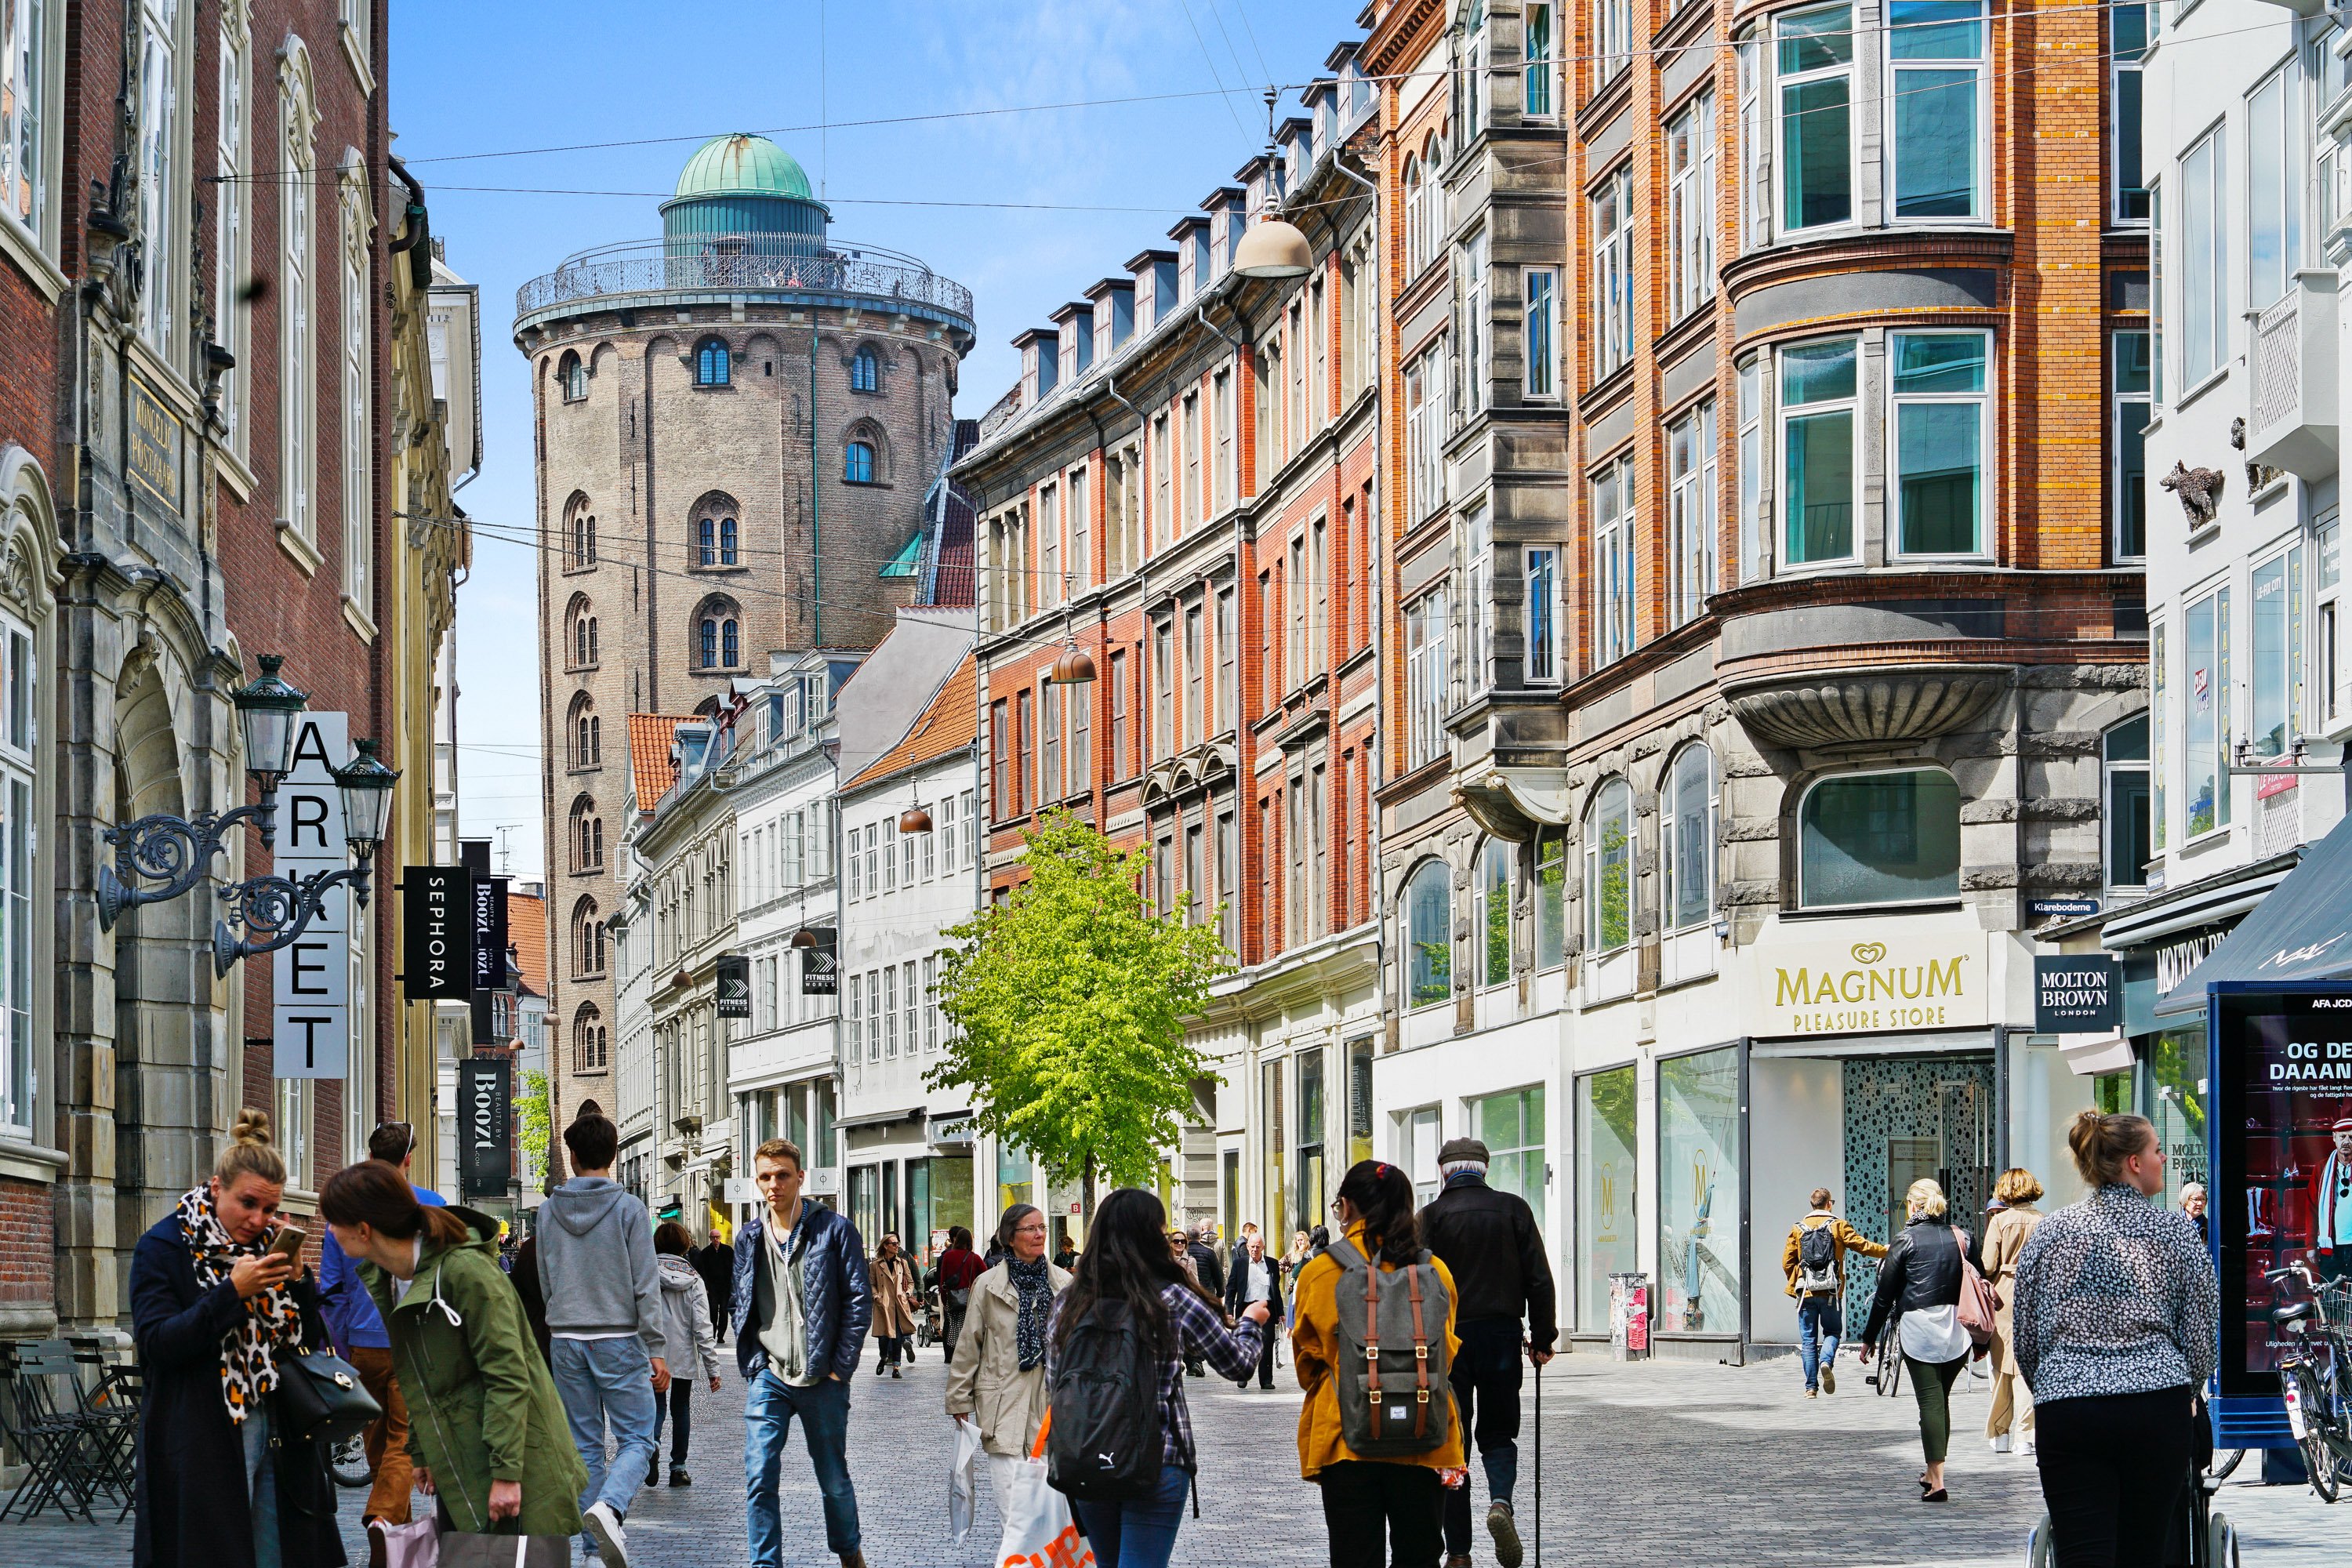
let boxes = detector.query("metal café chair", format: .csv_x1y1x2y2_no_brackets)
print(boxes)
0,1339,104,1523
65,1339,140,1519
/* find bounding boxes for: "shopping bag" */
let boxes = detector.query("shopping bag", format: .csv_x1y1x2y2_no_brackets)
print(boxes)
376,1517,440,1568
999,1410,1094,1568
949,1414,984,1548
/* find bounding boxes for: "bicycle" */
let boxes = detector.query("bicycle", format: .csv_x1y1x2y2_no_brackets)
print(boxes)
1866,1316,1906,1398
328,1431,373,1490
2266,1261,2352,1503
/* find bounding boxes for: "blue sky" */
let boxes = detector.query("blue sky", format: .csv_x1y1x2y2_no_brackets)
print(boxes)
394,0,1363,879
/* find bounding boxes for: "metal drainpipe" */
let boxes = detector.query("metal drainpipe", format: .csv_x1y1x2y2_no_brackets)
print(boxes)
810,318,823,646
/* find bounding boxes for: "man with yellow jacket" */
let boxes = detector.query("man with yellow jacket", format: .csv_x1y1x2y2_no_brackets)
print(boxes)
1780,1186,1888,1398
1292,1160,1465,1568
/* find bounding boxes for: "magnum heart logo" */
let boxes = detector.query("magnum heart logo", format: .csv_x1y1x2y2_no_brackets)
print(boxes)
1851,942,1889,965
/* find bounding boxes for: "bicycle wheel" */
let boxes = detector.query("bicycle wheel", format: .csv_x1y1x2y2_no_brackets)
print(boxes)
2209,1448,2245,1480
328,1433,374,1490
2293,1371,2339,1502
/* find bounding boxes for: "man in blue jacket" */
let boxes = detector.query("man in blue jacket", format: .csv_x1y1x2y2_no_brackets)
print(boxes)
731,1136,872,1568
318,1121,446,1565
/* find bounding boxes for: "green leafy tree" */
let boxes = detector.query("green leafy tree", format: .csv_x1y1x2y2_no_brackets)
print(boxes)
926,809,1234,1218
517,1069,554,1194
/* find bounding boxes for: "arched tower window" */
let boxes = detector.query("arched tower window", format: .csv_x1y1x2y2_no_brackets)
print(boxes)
565,494,597,569
571,794,604,871
568,692,601,769
572,897,607,977
572,1004,608,1073
691,492,742,568
696,336,731,387
694,597,742,671
844,441,875,485
851,345,880,393
567,594,597,669
560,350,586,403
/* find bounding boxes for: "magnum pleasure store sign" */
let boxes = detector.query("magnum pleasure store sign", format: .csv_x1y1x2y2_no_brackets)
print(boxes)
1753,931,1991,1036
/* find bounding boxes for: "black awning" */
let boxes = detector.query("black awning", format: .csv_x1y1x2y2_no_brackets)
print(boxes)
2156,811,2352,1015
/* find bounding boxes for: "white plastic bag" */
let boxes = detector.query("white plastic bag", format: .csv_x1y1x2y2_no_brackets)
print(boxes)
995,1456,1094,1568
949,1416,984,1548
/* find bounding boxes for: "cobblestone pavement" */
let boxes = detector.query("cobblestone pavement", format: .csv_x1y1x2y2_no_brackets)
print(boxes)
12,1344,2347,1565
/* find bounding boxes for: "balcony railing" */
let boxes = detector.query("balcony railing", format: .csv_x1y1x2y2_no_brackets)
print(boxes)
517,237,975,323
2246,270,2339,481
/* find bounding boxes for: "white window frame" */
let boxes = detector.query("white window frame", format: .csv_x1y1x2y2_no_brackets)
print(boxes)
1888,330,1991,560
1668,400,1717,626
1737,354,1765,584
136,0,186,360
2246,64,2303,311
1523,1,1557,119
2249,540,2304,760
2111,329,2151,563
1773,3,1857,238
212,7,249,453
1737,36,1766,253
2318,515,2343,731
1524,545,1561,686
280,43,318,541
0,606,36,1136
1661,742,1715,933
2177,125,2227,390
1465,506,1492,697
2151,615,2168,853
1406,586,1450,769
340,160,371,613
1594,0,1632,86
1884,0,1987,224
1523,267,1559,399
1667,91,1717,320
2110,2,2151,225
1458,230,1490,418
1592,166,1634,379
2183,579,2231,840
1584,777,1633,955
1777,336,1861,568
1592,455,1636,668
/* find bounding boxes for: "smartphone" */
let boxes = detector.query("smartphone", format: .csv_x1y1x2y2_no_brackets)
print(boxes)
264,1225,307,1260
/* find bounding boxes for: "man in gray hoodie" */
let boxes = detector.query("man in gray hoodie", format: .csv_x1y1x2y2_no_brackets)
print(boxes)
539,1111,668,1568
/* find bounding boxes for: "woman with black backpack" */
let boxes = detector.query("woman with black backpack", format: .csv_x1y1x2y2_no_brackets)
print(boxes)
1292,1160,1466,1568
1044,1187,1269,1567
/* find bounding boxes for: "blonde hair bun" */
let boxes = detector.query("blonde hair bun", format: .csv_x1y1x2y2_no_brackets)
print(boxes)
216,1107,289,1189
231,1107,274,1147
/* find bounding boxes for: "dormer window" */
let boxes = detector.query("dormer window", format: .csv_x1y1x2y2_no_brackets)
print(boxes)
696,337,731,387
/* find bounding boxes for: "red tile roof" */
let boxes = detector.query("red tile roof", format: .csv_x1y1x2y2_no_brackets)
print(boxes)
626,713,698,812
843,654,978,792
506,890,548,1000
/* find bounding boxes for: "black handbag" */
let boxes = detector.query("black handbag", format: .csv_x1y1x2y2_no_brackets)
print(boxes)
273,1349,382,1445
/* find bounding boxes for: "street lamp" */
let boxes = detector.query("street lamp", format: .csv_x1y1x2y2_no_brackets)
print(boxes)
99,654,310,931
211,738,401,977
1232,87,1314,282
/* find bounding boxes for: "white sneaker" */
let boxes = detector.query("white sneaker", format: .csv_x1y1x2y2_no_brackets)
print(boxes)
583,1501,630,1568
2023,1437,2036,1458
1992,1434,2012,1454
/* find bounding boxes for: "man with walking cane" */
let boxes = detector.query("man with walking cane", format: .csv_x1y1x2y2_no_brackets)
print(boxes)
1419,1138,1557,1568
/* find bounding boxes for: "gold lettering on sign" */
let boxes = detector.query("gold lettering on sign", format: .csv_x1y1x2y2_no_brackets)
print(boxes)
128,379,183,509
1761,938,1979,1035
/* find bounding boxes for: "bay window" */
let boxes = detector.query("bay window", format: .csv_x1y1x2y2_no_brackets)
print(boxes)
2112,331,2151,562
1798,768,1962,908
2178,128,2227,387
1887,0,1984,220
1592,167,1634,379
1536,828,1567,969
1737,37,1766,253
1525,545,1561,685
1584,779,1632,954
1737,354,1765,583
1592,456,1635,668
1523,267,1559,398
1465,507,1491,697
1890,332,1987,557
2249,545,2303,759
1459,232,1489,417
1406,587,1450,768
1668,401,1717,626
2110,3,2150,223
1479,840,1511,989
1664,743,1714,931
2248,67,2302,310
1667,92,1717,319
2184,583,2230,837
1780,338,1858,565
1404,859,1453,1008
1777,5,1854,233
1523,1,1556,118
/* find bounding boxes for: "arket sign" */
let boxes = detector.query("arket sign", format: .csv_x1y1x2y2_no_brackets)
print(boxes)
2034,956,2120,1033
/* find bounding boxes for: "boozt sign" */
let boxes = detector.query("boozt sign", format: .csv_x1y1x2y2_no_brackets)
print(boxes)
458,1054,514,1200
472,874,509,992
2034,956,2120,1033
401,866,474,1000
799,928,837,995
715,955,752,1019
274,713,350,1080
1751,931,1990,1036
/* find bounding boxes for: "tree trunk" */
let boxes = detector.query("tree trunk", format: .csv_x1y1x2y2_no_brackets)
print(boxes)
1082,1152,1098,1231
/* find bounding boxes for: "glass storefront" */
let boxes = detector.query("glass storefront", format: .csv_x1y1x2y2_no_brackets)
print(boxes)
1262,1058,1287,1238
2148,1025,2209,1206
1297,1047,1327,1233
1658,1047,1742,1334
1347,1038,1374,1166
1472,1085,1545,1210
996,1140,1033,1222
1576,1066,1638,1333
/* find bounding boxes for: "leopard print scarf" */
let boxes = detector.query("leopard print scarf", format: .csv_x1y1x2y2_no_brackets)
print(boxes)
176,1185,304,1425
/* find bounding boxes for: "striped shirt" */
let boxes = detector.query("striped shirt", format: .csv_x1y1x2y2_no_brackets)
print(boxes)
1048,1279,1265,1470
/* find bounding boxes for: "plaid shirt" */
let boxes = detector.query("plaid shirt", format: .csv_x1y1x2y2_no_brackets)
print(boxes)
1049,1279,1265,1470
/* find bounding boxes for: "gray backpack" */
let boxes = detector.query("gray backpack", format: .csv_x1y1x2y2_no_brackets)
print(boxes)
1328,1237,1456,1457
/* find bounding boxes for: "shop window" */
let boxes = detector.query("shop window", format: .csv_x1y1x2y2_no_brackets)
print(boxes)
1478,840,1512,989
1891,332,1988,557
1657,1047,1741,1333
1534,828,1568,970
1887,0,1985,220
2104,716,2151,892
1664,744,1715,931
2112,332,2151,563
1780,338,1859,565
1472,1086,1545,1211
1261,1058,1288,1236
2250,544,2304,760
1798,768,1961,909
1576,1066,1639,1332
1403,858,1453,1010
2110,3,2151,222
1777,5,1854,233
1584,779,1632,955
1296,1047,1327,1236
2183,583,2230,837
1347,1039,1375,1166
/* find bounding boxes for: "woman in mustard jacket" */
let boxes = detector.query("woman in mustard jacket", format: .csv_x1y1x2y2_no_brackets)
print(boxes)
1291,1160,1465,1568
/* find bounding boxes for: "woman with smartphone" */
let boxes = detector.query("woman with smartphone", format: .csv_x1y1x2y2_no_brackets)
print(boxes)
320,1159,587,1543
129,1107,346,1568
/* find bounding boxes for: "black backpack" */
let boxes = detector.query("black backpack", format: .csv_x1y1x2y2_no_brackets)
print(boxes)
1044,1298,1170,1502
1795,1218,1838,1294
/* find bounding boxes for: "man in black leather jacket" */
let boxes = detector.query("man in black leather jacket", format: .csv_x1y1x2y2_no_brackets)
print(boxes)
1418,1138,1559,1568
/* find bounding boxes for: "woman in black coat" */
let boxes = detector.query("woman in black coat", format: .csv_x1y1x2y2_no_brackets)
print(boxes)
131,1109,345,1568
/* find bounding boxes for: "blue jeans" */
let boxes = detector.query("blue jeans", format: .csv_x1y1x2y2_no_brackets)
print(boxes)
1798,1295,1842,1392
744,1370,858,1564
241,1401,279,1568
550,1337,659,1526
1072,1465,1192,1568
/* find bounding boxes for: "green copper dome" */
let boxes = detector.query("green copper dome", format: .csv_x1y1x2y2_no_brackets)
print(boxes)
672,134,813,202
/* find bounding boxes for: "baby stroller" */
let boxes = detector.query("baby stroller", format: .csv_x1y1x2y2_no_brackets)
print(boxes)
2021,1425,2240,1566
914,1283,942,1352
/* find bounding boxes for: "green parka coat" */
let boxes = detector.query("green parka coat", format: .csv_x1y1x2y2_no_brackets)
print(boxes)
360,1207,586,1537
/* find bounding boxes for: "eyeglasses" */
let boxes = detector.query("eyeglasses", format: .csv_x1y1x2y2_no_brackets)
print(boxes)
376,1120,416,1159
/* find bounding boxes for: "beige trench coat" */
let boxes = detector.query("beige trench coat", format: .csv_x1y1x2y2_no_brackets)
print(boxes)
1979,1203,2044,1379
870,1252,921,1339
944,1259,1073,1458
